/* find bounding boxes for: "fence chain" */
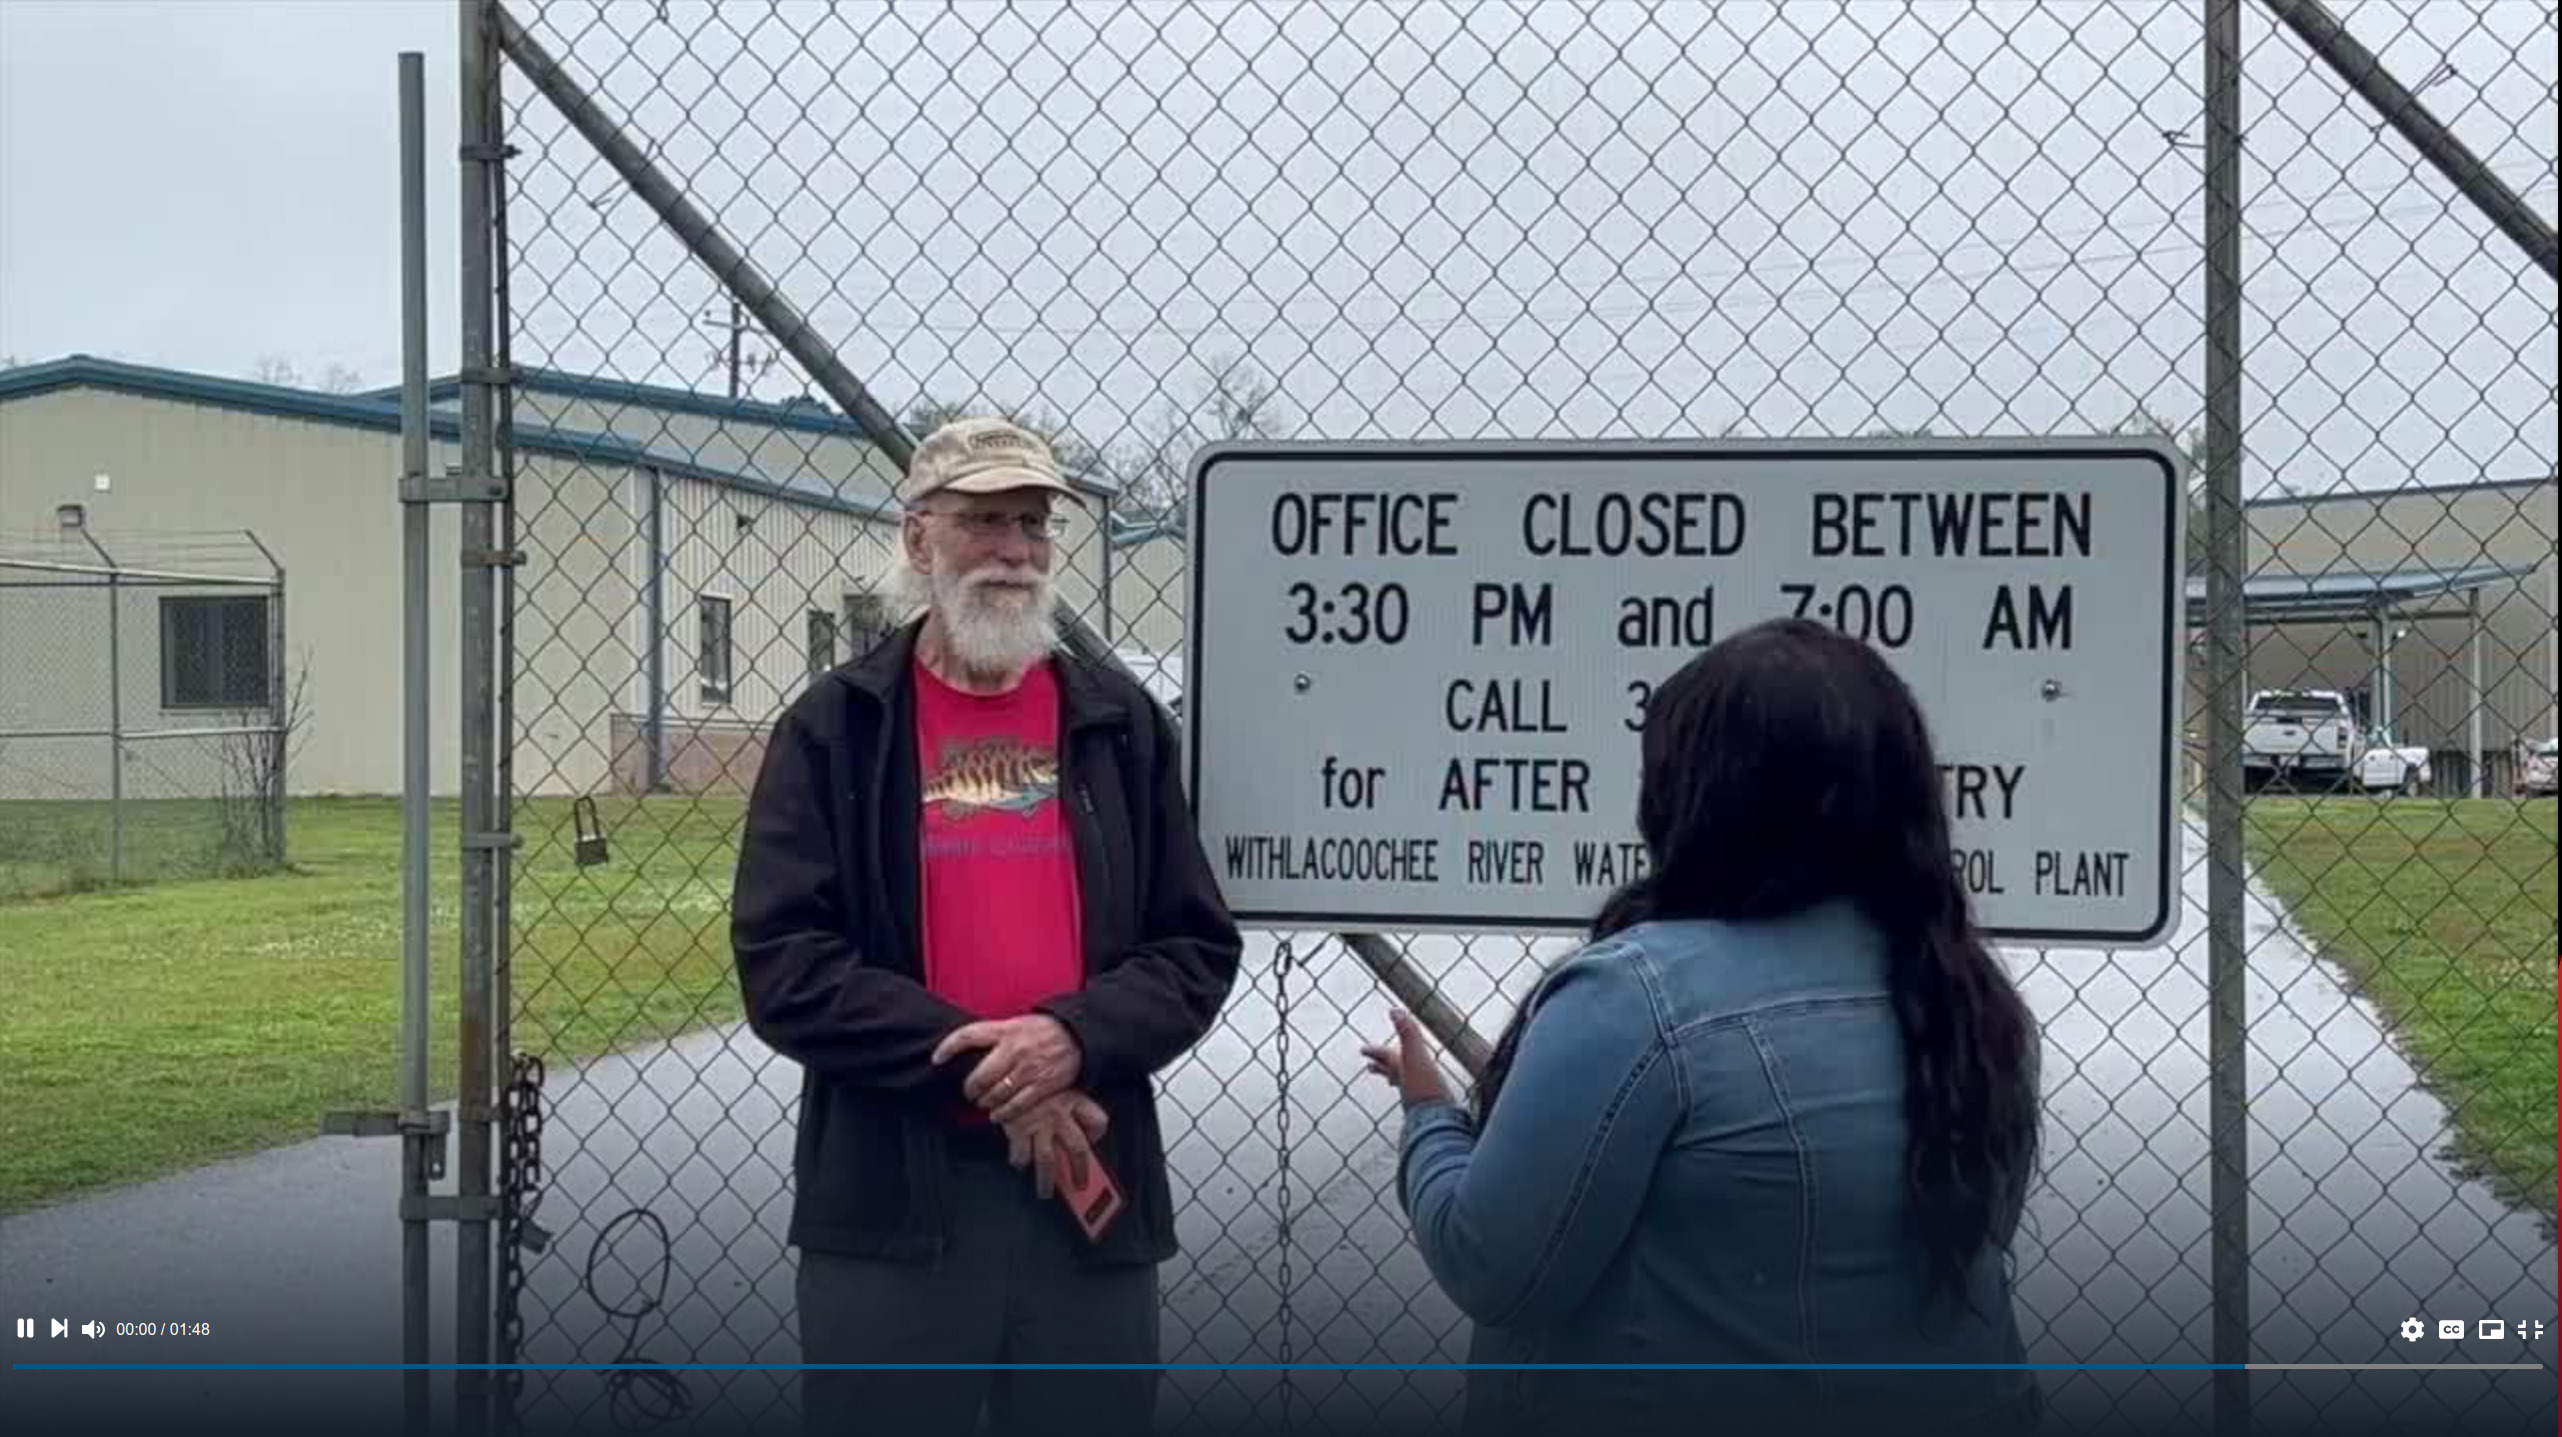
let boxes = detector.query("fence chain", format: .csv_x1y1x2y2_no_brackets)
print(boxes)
1272,934,1297,1427
497,1051,548,1423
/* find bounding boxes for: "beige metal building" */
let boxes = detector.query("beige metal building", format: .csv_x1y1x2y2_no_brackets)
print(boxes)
1102,509,1190,658
0,356,1112,798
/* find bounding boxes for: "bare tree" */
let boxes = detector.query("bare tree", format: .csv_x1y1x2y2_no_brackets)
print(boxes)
247,357,366,393
2110,405,2215,574
2111,404,2206,465
1112,352,1294,520
211,653,314,873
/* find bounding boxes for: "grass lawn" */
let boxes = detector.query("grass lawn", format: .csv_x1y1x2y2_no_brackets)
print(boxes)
2244,797,2559,1223
0,793,749,1215
0,796,283,901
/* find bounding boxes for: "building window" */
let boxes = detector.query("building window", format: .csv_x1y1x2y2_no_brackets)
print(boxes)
161,594,270,709
843,586,892,658
806,608,839,678
697,594,733,704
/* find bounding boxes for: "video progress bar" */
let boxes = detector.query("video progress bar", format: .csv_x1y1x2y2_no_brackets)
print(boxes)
8,1362,2554,1372
2247,1363,2548,1371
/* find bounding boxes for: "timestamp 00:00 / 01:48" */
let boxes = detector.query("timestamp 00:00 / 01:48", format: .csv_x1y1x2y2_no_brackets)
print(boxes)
112,1322,215,1336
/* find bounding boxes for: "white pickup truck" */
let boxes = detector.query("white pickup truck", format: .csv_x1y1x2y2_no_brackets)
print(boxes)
2242,690,2432,793
2243,690,2359,789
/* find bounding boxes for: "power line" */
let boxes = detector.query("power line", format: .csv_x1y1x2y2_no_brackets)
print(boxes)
558,161,2552,351
854,174,2560,342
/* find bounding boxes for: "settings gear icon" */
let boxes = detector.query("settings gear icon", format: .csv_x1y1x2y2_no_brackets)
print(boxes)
2400,1318,2427,1343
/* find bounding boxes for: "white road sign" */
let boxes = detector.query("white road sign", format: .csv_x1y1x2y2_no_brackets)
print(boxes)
1181,439,2184,945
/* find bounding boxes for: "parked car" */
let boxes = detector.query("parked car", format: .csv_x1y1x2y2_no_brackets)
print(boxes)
2354,726,2432,794
2520,738,2559,799
2242,689,2359,790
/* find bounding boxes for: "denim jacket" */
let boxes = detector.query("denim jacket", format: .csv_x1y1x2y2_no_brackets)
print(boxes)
1396,900,2041,1437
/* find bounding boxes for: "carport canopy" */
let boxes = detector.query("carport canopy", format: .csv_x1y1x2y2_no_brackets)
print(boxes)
2186,560,2540,795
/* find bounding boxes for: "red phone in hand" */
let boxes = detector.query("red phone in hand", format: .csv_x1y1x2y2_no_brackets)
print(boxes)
1050,1124,1124,1243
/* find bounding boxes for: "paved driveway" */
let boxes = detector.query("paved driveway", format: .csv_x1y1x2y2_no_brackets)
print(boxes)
4,815,2551,1436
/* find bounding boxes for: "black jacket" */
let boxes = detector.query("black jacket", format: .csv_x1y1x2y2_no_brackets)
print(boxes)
730,618,1243,1265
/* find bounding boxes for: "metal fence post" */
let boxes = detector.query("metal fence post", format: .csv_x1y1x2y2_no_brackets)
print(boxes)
2370,611,2391,735
1101,523,1117,645
644,465,666,794
398,46,436,1436
456,2,502,1431
106,569,123,885
489,66,529,1414
2468,589,2486,798
2204,0,2253,1429
268,563,288,864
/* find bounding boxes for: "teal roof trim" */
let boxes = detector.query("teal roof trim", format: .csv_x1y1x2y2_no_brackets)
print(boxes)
0,355,897,523
2183,561,2542,623
392,365,1118,501
2245,473,2553,510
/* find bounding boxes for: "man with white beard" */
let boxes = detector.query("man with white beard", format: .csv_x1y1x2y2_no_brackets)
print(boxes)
731,416,1243,1437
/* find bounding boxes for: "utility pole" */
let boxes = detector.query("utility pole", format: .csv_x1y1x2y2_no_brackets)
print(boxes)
725,295,742,399
700,297,773,399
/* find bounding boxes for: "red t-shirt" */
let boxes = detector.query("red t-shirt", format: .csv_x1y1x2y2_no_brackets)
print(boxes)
913,657,1085,1121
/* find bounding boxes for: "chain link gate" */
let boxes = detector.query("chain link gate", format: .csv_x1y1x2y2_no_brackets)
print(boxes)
447,2,2557,1434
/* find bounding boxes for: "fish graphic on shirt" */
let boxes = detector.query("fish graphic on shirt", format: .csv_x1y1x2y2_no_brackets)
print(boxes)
922,736,1059,819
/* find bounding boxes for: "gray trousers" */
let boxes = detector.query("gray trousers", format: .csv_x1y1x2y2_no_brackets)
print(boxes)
795,1153,1161,1437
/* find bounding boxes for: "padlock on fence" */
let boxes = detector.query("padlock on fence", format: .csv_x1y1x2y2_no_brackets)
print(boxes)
571,796,610,868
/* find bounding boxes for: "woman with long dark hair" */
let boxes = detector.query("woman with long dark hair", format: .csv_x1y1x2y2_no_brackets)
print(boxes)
1361,617,2045,1435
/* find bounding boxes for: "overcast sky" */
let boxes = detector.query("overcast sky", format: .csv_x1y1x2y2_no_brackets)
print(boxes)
4,0,2554,497
1,0,466,384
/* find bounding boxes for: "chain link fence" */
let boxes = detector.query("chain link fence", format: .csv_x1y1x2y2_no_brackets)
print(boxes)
457,3,2556,1434
0,534,291,900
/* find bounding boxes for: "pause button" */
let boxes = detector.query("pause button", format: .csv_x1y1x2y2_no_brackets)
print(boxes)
14,1317,33,1339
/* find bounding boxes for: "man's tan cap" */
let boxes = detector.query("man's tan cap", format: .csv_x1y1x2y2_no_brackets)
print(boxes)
902,416,1083,506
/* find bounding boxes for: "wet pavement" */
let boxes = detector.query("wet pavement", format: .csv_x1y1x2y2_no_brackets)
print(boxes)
4,815,2553,1436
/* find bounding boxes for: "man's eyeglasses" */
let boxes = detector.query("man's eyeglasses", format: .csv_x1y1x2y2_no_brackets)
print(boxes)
930,509,1069,541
